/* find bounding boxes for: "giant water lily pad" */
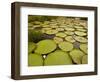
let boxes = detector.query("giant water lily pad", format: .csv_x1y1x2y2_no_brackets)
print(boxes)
69,49,85,64
56,28,64,31
75,31,87,36
64,31,74,35
42,28,52,33
45,30,58,35
53,37,63,44
44,50,73,65
82,55,88,64
76,28,87,32
74,26,83,29
80,44,88,54
64,27,75,31
74,36,87,43
58,41,73,51
28,53,43,66
28,42,36,53
65,36,75,43
56,32,66,38
35,40,57,54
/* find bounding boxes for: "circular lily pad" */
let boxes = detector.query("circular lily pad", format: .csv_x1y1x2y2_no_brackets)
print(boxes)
76,28,87,32
56,28,64,31
45,30,58,35
51,26,58,28
56,32,66,38
28,42,36,53
74,36,87,43
75,31,87,36
42,28,51,33
69,49,85,64
80,44,87,54
65,36,75,43
44,50,73,65
35,40,57,54
64,31,74,35
53,37,63,44
82,55,88,64
74,26,83,29
28,53,43,66
58,41,73,51
64,27,75,31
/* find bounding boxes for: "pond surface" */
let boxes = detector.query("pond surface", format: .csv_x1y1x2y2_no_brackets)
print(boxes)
28,16,88,66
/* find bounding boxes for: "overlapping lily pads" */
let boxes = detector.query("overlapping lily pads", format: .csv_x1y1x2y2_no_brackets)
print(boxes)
28,16,88,66
69,49,85,64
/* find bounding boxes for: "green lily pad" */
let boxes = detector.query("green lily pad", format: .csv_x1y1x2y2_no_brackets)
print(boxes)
44,50,73,65
80,44,88,54
74,26,83,29
64,27,75,31
65,36,75,43
28,42,36,53
69,49,85,64
53,37,63,44
42,28,52,33
45,30,58,35
74,36,87,43
64,31,74,35
28,53,43,66
82,55,88,64
58,41,73,51
56,32,66,38
35,40,57,54
76,28,87,32
51,26,58,28
56,28,64,31
75,31,87,36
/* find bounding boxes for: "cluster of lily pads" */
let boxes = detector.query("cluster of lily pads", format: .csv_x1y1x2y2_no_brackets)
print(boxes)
28,16,88,66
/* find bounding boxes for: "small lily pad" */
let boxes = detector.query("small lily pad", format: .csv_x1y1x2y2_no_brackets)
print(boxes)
69,49,85,64
75,31,87,36
74,26,83,29
65,36,75,43
64,31,74,35
56,32,66,38
76,28,87,32
58,41,73,51
80,44,88,54
44,50,73,65
35,40,57,54
82,55,88,64
64,27,75,31
74,36,87,43
45,30,58,35
28,53,43,66
53,37,63,44
56,28,64,31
